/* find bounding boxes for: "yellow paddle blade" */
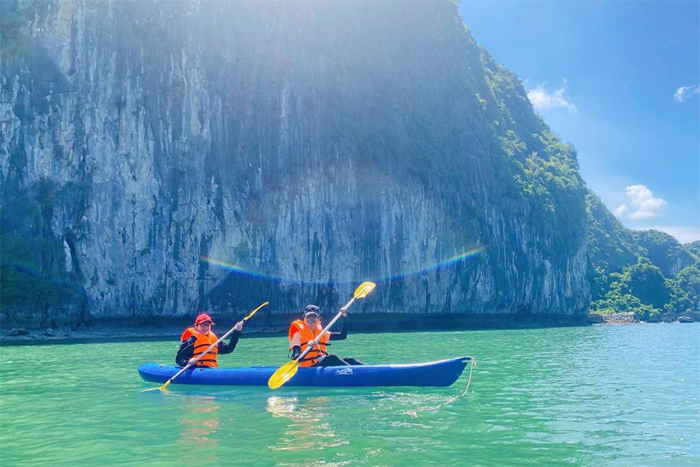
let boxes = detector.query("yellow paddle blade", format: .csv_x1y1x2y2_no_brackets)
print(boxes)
244,301,269,321
354,281,376,299
268,360,299,389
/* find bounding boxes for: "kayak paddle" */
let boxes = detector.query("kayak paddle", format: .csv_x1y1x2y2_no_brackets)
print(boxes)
142,301,269,392
267,282,375,389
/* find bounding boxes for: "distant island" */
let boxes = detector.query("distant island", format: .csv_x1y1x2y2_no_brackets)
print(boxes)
587,193,699,322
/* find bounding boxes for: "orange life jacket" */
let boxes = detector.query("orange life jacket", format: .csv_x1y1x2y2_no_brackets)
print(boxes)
288,319,329,367
181,327,219,368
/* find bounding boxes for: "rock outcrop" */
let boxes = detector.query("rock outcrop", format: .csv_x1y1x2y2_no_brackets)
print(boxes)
1,0,589,327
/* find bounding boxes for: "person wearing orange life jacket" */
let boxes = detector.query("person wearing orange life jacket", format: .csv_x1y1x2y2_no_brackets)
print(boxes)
175,313,244,368
289,305,365,367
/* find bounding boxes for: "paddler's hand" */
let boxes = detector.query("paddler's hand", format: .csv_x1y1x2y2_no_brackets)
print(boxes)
187,358,197,366
233,320,244,332
340,307,347,317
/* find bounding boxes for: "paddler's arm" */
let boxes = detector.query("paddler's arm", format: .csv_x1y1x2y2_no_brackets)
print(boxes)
329,308,348,341
176,336,196,367
290,330,302,360
217,321,244,355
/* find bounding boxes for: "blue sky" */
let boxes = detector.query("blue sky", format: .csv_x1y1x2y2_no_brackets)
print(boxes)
460,1,700,243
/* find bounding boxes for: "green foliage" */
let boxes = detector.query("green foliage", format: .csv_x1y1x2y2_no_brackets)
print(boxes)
522,133,586,250
474,52,587,254
585,191,645,277
589,254,698,318
632,230,696,277
673,265,700,311
590,293,661,322
623,259,670,309
684,241,700,260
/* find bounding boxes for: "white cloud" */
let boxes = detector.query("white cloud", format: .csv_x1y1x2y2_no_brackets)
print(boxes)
527,81,578,112
614,184,667,220
673,84,700,102
633,226,700,244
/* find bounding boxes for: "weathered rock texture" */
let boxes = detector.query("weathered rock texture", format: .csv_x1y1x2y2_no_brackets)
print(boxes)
1,0,589,328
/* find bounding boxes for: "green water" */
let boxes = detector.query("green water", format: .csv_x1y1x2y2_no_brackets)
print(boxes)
1,324,699,467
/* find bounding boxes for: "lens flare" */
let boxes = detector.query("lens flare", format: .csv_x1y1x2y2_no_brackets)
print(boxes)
0,257,82,290
200,245,486,286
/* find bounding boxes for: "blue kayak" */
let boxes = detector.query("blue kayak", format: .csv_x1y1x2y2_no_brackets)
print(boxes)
138,356,472,387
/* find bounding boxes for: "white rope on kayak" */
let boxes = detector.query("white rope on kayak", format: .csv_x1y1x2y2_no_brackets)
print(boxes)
405,357,476,417
434,357,476,411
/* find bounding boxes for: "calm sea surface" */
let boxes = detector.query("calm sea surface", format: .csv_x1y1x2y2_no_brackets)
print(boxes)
1,324,698,467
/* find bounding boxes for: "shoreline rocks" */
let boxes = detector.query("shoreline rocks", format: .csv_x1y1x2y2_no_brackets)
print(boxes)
587,311,700,325
599,312,640,325
2,312,696,344
586,314,605,324
661,312,699,324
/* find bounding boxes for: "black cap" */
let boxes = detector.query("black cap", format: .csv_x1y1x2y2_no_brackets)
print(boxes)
303,305,321,317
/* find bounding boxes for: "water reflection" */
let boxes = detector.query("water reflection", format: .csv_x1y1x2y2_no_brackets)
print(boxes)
177,395,221,463
266,395,348,451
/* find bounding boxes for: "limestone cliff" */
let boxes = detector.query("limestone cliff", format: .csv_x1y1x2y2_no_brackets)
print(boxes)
0,0,589,328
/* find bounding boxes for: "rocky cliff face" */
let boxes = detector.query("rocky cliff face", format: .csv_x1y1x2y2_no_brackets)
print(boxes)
1,0,589,328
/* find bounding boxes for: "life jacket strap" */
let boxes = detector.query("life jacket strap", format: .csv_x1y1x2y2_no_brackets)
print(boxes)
301,340,331,347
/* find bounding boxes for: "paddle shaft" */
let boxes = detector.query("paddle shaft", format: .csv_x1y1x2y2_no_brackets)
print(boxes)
295,296,357,363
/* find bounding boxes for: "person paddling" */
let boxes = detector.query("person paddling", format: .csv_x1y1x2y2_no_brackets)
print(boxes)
176,313,244,368
288,305,365,367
